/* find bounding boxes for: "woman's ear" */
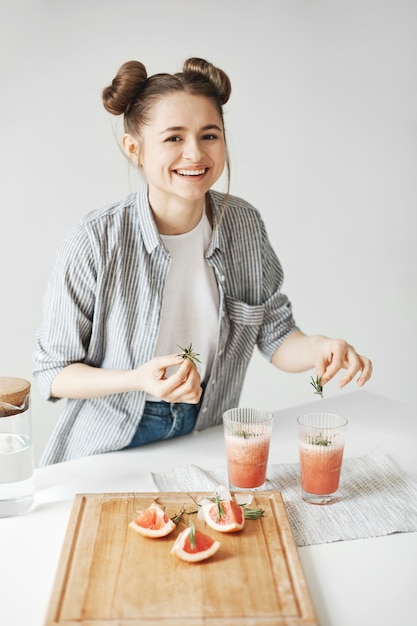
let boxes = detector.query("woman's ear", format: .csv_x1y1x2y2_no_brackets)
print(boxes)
121,133,140,164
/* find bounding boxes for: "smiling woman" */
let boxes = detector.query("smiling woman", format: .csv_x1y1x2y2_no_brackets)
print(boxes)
122,92,227,234
33,57,372,466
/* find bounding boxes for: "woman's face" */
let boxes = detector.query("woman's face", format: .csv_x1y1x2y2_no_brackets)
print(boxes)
135,92,226,207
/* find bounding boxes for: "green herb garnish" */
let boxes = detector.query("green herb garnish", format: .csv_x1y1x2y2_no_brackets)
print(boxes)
171,505,186,524
235,430,254,438
209,494,226,522
242,506,265,520
175,493,265,524
310,432,332,446
210,494,265,520
170,502,199,524
310,375,324,398
177,343,201,367
189,519,196,550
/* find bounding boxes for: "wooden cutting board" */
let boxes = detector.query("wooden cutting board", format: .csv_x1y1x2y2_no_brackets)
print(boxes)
45,491,317,625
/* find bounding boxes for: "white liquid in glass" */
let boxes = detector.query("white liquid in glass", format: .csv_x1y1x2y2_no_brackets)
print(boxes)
0,433,34,516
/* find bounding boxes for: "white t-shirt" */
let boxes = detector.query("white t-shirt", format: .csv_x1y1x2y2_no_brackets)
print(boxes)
146,208,220,400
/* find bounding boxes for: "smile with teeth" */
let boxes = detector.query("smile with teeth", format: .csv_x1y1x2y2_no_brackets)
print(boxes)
176,168,206,176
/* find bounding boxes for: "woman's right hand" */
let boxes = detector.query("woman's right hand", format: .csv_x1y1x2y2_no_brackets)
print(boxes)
134,353,203,404
50,353,202,402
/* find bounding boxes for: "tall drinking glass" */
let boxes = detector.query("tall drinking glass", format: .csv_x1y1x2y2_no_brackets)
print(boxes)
223,408,273,490
298,412,348,505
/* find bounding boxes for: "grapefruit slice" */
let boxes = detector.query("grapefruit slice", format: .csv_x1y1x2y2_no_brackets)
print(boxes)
171,521,221,562
129,502,176,538
202,496,245,533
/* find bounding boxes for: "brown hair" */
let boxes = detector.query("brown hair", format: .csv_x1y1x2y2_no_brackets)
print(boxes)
102,57,232,192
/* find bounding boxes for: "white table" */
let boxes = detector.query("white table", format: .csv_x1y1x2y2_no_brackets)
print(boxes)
1,390,416,626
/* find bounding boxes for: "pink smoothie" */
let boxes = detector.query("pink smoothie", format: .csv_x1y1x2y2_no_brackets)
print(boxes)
299,443,344,495
225,433,270,488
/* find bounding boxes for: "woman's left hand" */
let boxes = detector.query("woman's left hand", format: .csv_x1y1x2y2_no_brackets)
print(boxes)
272,331,373,388
311,336,373,388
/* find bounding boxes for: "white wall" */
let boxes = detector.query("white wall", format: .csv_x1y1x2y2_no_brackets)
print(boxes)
1,0,416,465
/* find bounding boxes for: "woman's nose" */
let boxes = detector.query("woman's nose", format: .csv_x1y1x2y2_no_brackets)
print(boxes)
183,138,204,161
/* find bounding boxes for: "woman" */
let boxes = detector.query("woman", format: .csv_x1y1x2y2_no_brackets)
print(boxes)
34,57,372,465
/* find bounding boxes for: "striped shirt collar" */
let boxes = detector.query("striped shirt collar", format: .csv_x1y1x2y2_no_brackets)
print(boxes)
136,184,222,256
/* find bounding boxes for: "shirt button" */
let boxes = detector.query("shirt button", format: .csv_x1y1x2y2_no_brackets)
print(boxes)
211,379,216,385
202,407,207,413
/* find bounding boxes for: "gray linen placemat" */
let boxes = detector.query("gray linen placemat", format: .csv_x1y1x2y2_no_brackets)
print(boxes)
151,448,417,547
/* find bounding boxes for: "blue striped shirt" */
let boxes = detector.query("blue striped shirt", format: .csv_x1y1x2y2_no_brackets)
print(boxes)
34,185,298,464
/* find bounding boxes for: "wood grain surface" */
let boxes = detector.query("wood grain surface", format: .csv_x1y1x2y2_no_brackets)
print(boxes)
45,491,317,625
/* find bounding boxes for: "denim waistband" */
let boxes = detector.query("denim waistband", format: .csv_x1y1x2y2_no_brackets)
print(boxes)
124,386,205,449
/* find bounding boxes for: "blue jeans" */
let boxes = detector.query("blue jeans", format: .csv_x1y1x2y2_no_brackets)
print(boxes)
124,397,202,449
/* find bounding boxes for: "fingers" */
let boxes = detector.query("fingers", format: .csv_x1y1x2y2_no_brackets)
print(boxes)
356,355,373,387
158,358,202,404
317,339,373,389
336,351,373,389
151,352,188,377
136,353,202,402
317,339,350,385
327,344,359,387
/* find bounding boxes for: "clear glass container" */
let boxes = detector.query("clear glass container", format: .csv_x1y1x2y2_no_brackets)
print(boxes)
297,412,348,505
0,377,34,516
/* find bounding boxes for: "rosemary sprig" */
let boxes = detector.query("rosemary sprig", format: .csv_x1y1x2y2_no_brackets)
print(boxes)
172,493,265,525
311,432,332,446
208,494,226,522
310,375,324,399
314,438,331,446
189,519,196,550
171,505,186,525
234,430,254,438
209,494,265,520
243,506,265,520
170,503,199,524
177,343,201,367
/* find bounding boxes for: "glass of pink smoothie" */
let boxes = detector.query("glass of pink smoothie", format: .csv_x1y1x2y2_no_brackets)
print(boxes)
223,408,273,490
297,412,348,504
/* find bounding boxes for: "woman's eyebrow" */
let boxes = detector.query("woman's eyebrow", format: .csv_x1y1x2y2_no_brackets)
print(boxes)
160,124,223,134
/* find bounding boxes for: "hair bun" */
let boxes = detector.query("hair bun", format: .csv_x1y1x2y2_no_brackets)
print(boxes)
183,57,231,105
102,60,148,116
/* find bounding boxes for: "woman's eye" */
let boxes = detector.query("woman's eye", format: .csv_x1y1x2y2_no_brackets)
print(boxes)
166,136,181,142
202,134,217,140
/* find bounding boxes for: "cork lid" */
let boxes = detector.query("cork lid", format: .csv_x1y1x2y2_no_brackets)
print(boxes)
0,377,31,416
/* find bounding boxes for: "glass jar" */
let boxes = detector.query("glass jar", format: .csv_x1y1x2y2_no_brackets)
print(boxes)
0,377,34,516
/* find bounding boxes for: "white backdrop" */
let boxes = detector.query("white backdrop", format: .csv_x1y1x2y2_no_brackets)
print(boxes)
1,0,416,465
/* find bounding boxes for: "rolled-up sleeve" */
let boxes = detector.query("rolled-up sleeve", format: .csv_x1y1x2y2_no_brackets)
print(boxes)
256,219,299,360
